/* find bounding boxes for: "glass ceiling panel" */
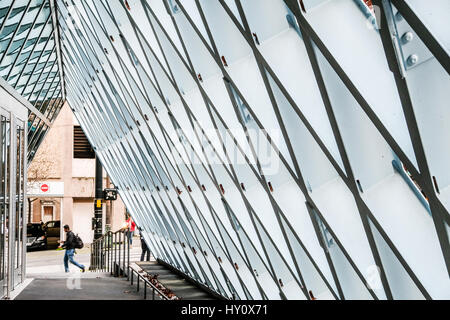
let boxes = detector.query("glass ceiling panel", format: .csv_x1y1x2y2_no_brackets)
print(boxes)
0,1,15,26
0,0,64,161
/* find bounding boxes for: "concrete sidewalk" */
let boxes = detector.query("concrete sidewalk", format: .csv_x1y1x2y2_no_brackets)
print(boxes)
15,275,145,300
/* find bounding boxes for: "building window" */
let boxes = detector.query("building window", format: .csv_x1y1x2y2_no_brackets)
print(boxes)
42,205,54,223
74,126,95,159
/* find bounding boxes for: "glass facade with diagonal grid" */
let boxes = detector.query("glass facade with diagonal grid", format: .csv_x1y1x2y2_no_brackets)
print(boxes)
0,0,449,300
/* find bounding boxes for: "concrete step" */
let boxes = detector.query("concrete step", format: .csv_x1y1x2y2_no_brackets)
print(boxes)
136,261,218,300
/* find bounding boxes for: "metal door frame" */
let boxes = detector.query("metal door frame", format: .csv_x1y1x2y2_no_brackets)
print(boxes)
0,113,9,299
2,112,27,299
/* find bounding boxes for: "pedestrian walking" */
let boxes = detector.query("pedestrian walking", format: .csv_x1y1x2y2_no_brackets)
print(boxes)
58,225,85,273
124,215,136,247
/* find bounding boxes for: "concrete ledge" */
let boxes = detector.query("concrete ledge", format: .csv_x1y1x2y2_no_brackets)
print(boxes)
10,279,34,300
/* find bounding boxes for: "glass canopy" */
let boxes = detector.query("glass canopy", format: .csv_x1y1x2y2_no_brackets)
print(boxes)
0,0,64,162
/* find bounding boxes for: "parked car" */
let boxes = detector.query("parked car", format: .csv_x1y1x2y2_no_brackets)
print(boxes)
43,221,61,249
26,223,46,251
26,221,61,251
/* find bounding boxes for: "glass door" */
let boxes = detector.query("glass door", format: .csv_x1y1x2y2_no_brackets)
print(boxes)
0,112,26,299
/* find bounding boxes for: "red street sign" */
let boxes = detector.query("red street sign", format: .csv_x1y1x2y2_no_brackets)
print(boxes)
41,184,49,192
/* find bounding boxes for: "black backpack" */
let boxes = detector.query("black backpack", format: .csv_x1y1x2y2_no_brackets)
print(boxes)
74,234,84,249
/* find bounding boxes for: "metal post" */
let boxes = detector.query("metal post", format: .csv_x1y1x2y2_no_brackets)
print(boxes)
94,157,103,240
123,231,126,276
100,237,105,271
144,282,147,300
97,241,99,271
114,232,117,277
105,236,107,272
110,233,113,274
122,232,125,276
94,241,96,271
102,239,104,271
106,236,108,272
103,237,105,272
98,241,100,271
89,240,94,271
106,234,109,273
118,232,121,276
7,113,17,299
100,241,102,271
21,125,27,284
106,235,109,272
97,240,100,272
92,242,95,271
123,231,127,278
127,233,130,280
94,242,97,271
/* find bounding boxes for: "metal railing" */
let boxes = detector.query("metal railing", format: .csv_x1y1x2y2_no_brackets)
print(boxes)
90,230,130,278
128,264,169,301
90,229,169,300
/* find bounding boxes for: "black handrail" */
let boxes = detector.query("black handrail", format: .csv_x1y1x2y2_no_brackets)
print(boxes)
129,264,169,300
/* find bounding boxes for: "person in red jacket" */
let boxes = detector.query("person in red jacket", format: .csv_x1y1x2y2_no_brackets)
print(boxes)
124,214,136,246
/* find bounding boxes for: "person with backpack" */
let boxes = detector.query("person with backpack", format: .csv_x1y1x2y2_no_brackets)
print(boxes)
58,225,85,273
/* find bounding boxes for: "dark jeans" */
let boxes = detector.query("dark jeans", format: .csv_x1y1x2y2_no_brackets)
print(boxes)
127,230,134,245
64,249,85,272
140,248,151,261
